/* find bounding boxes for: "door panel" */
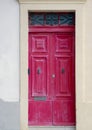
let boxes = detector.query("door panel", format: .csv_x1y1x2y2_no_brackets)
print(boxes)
28,101,52,125
55,33,73,53
53,100,75,125
31,56,48,97
55,56,72,97
31,34,49,53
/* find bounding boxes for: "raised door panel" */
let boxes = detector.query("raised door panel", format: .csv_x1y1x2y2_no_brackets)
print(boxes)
31,55,49,97
55,33,73,53
31,34,49,53
55,56,72,98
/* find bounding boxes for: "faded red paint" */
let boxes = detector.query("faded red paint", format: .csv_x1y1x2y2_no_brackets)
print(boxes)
28,26,75,126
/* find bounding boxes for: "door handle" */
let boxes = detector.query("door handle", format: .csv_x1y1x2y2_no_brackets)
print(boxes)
52,74,55,78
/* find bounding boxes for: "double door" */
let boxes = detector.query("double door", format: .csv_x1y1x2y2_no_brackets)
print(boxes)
28,31,75,126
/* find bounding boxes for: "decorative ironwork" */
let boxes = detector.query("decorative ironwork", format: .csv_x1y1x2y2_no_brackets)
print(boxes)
29,14,44,25
60,13,75,25
46,14,58,25
29,12,75,26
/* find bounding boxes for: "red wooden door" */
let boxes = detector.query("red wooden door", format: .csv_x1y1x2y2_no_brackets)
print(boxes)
28,30,75,126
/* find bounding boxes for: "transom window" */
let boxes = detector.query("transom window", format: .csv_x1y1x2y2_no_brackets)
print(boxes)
29,12,75,26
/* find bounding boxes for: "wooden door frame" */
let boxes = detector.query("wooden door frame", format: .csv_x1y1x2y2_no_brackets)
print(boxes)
19,1,86,130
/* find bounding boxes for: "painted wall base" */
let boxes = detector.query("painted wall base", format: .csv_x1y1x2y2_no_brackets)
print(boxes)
29,126,75,130
0,99,20,130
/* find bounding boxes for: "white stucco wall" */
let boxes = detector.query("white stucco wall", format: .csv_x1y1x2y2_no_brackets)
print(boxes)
0,0,19,102
0,1,19,129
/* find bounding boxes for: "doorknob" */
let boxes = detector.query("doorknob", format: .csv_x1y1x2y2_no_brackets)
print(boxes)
52,74,55,78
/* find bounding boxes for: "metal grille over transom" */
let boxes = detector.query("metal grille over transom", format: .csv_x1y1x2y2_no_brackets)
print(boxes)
29,12,75,26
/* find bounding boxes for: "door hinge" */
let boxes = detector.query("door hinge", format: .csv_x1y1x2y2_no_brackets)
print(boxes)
28,68,30,75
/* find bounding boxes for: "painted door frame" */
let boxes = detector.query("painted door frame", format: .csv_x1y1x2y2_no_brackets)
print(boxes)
18,0,86,130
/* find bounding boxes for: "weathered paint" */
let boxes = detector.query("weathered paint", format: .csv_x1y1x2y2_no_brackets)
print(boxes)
28,26,75,126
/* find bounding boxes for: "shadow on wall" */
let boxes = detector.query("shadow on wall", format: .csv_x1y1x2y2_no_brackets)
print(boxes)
0,99,20,130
